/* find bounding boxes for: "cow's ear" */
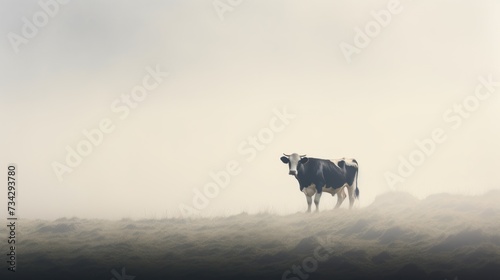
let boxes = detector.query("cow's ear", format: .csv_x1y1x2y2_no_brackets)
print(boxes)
337,160,345,168
280,156,289,164
300,157,309,164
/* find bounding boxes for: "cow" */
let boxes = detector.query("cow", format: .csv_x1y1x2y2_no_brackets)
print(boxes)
280,153,359,212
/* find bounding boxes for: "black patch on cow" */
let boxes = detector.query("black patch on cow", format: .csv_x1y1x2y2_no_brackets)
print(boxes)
295,158,358,193
344,164,358,186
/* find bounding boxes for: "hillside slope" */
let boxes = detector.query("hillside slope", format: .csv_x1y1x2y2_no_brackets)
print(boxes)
3,190,500,280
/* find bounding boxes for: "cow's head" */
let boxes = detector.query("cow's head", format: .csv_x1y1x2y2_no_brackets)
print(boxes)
280,153,308,176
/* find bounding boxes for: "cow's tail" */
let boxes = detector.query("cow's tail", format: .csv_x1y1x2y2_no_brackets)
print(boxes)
353,160,359,200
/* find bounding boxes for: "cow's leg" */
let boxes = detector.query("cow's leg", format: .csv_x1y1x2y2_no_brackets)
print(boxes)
305,194,312,213
347,184,356,209
314,192,322,212
335,187,346,208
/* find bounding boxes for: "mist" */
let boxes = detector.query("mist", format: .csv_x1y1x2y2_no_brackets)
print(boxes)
1,0,499,220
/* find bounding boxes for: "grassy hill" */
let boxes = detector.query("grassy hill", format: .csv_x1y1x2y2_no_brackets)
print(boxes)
3,190,500,280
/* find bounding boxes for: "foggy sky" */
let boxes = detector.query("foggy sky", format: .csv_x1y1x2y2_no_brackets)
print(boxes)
1,0,499,219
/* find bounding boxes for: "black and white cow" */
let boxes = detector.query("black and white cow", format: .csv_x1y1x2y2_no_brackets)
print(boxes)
280,153,359,212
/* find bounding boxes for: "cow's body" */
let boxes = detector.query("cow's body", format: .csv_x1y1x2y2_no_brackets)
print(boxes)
281,154,359,212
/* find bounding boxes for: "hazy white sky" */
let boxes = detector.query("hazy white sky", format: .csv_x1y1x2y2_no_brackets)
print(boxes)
1,0,499,219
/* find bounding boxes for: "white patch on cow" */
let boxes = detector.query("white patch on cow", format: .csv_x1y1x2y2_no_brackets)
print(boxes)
329,159,341,167
304,183,348,205
303,183,346,196
314,192,322,204
306,194,312,205
330,157,358,168
335,185,347,208
343,158,358,168
331,184,346,196
303,184,316,196
346,183,357,208
321,185,336,195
